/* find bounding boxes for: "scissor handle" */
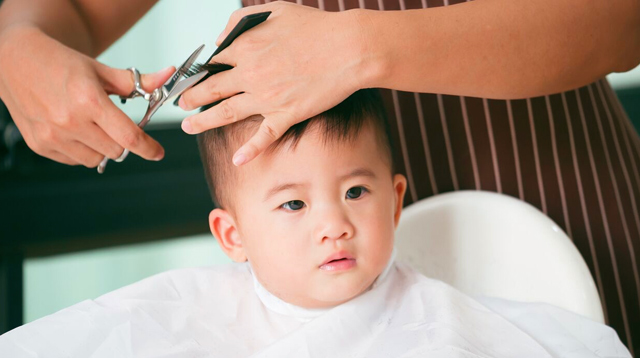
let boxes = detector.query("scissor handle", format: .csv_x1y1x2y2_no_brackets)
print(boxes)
96,99,159,174
119,67,152,104
98,73,164,174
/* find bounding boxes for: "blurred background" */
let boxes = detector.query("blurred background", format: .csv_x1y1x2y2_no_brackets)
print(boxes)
0,0,240,330
1,0,639,333
24,0,242,322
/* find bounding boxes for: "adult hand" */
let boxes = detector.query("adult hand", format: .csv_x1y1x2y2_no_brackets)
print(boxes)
0,25,174,167
179,2,376,166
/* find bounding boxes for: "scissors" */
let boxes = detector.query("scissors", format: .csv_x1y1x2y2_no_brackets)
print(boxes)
97,44,208,174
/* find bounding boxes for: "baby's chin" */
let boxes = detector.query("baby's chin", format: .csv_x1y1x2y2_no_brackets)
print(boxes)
291,276,378,309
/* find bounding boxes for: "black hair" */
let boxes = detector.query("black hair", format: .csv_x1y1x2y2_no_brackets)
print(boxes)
197,88,395,209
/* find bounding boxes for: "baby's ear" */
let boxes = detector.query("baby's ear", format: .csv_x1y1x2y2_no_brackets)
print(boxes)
209,209,247,262
392,174,407,227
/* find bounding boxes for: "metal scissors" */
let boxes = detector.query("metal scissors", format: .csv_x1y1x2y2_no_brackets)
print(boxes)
97,44,208,174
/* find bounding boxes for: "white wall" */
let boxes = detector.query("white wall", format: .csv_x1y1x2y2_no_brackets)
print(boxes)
608,65,640,90
24,235,231,323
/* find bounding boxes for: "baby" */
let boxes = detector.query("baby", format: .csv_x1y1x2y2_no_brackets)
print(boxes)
197,89,405,310
0,90,631,357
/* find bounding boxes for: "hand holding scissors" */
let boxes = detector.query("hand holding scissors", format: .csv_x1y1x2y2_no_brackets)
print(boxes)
97,44,208,173
98,11,272,173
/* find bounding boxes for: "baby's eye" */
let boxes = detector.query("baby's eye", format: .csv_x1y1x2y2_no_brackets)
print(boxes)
346,186,368,200
280,200,306,211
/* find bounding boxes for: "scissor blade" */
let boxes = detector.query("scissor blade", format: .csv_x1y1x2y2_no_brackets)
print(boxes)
163,44,205,93
165,70,207,102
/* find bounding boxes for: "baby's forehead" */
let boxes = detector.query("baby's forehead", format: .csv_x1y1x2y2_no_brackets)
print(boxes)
240,125,390,184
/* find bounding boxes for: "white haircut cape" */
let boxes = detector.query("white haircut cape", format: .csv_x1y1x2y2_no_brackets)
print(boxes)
0,261,631,357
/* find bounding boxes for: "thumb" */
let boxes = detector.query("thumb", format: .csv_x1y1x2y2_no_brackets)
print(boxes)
96,64,176,96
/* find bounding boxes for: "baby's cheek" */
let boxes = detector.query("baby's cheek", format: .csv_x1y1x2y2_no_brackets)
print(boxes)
359,206,395,241
246,219,301,260
361,221,395,268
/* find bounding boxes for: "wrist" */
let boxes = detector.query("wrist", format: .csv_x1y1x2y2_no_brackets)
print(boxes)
0,24,38,67
340,8,389,91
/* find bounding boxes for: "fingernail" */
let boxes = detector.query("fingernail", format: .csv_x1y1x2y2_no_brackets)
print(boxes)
156,66,174,75
233,152,247,166
153,151,164,161
182,118,193,134
178,96,187,110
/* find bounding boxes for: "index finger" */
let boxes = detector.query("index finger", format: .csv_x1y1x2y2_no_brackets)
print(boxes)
232,113,293,166
97,99,165,161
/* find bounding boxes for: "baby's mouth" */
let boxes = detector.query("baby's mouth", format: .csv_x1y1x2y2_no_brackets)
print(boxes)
319,251,356,271
319,258,357,271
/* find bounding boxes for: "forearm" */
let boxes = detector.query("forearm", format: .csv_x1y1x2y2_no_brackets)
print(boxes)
0,0,156,56
356,0,640,99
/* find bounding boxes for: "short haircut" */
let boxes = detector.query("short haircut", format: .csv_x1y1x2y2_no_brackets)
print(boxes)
197,89,395,210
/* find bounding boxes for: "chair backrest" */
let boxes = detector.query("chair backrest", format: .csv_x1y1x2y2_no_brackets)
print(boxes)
395,191,605,323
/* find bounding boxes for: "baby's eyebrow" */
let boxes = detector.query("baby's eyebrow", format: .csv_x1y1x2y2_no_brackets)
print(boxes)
340,168,377,181
263,168,377,202
264,183,305,202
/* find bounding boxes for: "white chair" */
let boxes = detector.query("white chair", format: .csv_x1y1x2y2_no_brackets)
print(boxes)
395,190,605,323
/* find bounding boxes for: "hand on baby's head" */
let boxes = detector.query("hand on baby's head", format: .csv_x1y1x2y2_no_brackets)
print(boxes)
197,90,407,308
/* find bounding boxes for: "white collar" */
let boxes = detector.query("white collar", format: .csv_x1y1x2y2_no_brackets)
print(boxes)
250,248,397,321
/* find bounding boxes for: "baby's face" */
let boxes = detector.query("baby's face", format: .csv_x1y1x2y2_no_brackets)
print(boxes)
210,124,406,308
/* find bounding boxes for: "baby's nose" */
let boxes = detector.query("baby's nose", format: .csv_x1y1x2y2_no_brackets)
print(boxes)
315,208,355,242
